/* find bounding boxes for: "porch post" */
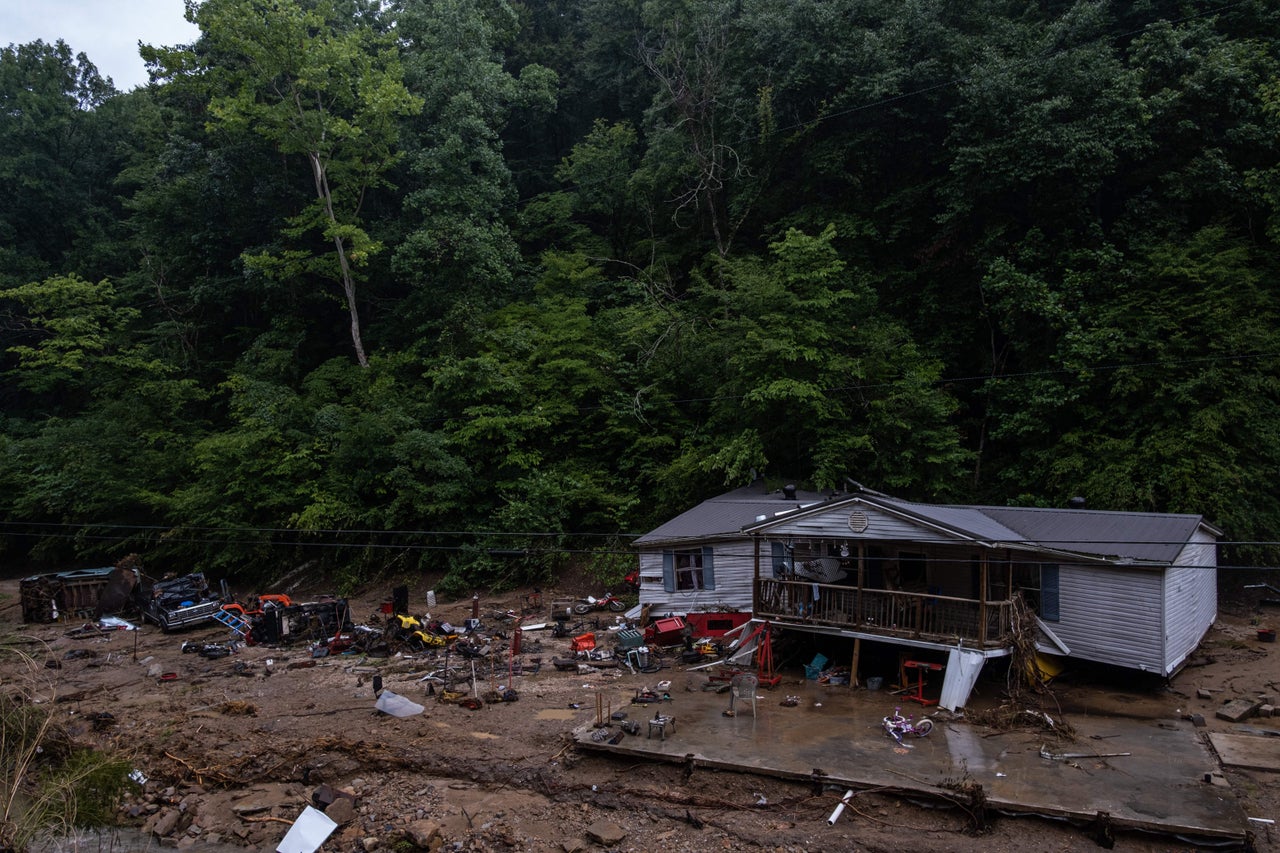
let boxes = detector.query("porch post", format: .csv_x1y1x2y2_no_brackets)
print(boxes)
752,536,760,613
856,542,865,622
852,540,865,687
979,553,989,645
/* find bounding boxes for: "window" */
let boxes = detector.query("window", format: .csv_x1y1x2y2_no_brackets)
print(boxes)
1011,562,1060,621
663,547,716,592
1011,562,1040,611
1040,564,1060,621
771,541,792,577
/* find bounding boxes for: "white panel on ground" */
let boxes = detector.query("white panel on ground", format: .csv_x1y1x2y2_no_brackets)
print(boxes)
939,648,986,711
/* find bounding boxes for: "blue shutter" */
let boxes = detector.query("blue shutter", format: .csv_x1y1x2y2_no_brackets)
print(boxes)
702,546,715,589
1040,564,1060,621
662,551,675,592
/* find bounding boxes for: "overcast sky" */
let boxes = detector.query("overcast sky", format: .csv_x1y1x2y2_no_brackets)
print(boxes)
1,0,199,92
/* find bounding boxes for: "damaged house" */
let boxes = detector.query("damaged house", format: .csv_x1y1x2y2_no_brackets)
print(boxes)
634,481,1220,709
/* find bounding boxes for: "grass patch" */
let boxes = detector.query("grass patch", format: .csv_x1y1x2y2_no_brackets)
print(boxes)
0,647,135,851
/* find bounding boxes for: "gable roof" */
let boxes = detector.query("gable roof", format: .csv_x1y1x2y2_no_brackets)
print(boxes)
639,484,1217,565
978,504,1211,564
633,483,833,545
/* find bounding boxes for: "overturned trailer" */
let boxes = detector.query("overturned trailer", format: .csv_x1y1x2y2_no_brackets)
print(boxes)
20,567,116,623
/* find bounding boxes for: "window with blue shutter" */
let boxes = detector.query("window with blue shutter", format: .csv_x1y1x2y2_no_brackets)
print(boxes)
1040,564,1060,621
663,548,712,591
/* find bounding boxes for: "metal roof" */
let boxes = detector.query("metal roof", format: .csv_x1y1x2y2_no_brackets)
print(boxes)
870,498,1027,543
977,505,1207,563
633,483,835,545
641,486,1213,565
861,497,1209,563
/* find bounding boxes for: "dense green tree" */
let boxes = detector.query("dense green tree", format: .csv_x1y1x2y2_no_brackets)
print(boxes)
3,1,1279,577
189,0,422,368
519,118,645,260
0,275,205,559
0,41,118,289
981,226,1280,566
654,225,970,497
389,0,556,332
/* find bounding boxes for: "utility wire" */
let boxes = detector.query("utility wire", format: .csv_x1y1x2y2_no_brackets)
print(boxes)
1,524,1276,570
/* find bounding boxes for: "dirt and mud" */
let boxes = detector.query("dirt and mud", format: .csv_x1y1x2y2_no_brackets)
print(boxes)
2,574,1278,853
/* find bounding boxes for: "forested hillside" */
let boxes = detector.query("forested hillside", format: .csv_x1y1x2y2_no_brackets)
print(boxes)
2,0,1278,591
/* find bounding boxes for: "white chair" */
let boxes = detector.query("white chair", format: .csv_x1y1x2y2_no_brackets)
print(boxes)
729,673,759,718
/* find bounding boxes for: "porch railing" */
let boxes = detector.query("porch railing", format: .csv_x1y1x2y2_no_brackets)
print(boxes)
754,578,1011,648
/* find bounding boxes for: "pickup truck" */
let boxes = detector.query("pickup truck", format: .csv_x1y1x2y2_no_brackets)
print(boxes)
143,572,226,632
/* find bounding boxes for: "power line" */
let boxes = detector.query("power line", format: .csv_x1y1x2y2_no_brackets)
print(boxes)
1,521,1276,571
0,520,639,539
4,518,1280,548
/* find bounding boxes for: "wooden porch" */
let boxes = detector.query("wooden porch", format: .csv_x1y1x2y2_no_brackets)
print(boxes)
754,577,1012,648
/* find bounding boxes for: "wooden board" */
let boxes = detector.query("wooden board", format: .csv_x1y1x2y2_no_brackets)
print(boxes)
1207,732,1280,771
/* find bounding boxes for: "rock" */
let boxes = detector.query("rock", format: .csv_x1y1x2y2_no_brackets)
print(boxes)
1196,688,1213,700
232,800,274,815
404,818,442,848
1260,704,1275,718
151,808,182,838
362,837,380,852
325,796,358,825
584,820,626,845
313,783,358,809
1188,713,1205,727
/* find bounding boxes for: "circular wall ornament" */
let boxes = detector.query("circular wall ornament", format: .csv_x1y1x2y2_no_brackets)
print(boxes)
848,511,869,533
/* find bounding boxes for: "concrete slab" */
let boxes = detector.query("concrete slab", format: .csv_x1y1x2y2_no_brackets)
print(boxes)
1208,732,1280,772
1217,698,1262,722
574,678,1247,845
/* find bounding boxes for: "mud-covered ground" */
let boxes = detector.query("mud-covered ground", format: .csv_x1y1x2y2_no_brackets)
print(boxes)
2,575,1278,853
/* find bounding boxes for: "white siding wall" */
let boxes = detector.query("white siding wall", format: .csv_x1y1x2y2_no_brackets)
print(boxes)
636,537,758,617
1053,565,1165,671
761,506,959,543
1162,528,1218,674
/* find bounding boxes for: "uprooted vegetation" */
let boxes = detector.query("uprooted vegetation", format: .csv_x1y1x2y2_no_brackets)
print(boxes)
0,647,134,852
962,595,1075,740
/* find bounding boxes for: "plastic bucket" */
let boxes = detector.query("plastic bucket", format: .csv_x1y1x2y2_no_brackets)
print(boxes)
866,676,884,691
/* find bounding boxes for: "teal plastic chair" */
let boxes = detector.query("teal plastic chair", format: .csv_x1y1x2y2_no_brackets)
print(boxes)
804,653,828,679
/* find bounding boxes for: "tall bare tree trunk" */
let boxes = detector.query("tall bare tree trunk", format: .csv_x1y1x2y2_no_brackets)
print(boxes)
310,152,369,368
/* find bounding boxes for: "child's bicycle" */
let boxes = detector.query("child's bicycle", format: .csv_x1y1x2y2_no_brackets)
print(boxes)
883,707,934,744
